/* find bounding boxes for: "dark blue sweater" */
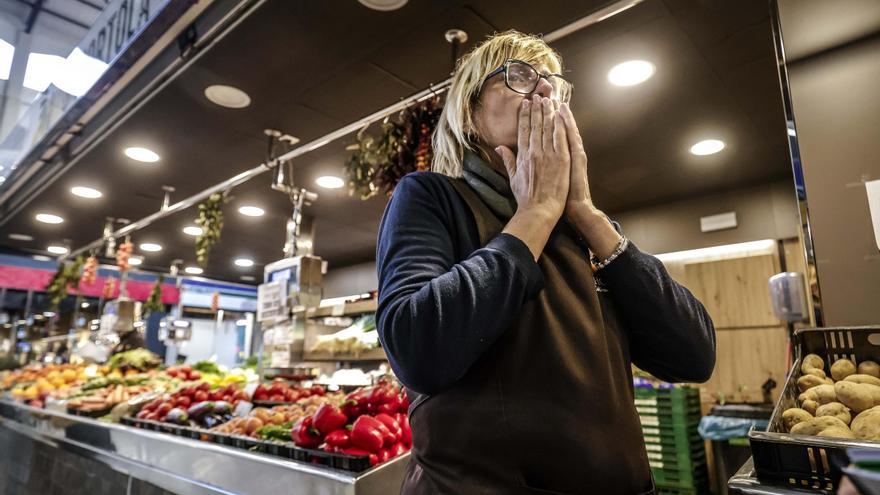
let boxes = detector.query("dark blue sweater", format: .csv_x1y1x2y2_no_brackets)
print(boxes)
376,172,716,395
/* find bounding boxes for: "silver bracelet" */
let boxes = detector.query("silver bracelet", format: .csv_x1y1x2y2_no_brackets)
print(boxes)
591,236,629,271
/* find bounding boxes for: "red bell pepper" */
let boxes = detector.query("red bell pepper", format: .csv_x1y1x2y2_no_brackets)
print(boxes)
374,413,401,443
377,447,391,464
394,413,412,446
351,415,389,452
313,404,348,435
324,429,351,449
341,390,367,420
310,385,325,396
377,395,401,415
291,416,323,449
399,391,410,412
390,442,406,457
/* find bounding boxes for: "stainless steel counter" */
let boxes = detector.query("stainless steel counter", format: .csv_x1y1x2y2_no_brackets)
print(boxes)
728,457,832,495
0,399,407,495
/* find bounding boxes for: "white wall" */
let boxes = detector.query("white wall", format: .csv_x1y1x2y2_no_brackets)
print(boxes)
322,262,378,299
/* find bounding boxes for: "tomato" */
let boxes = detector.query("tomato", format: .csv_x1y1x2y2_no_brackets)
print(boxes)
194,391,209,402
269,394,285,402
176,396,191,408
283,388,294,400
189,371,201,380
234,391,249,401
197,382,210,392
182,387,196,397
157,403,172,416
166,369,179,378
300,390,312,399
180,365,192,374
145,399,162,411
209,391,223,401
254,390,269,401
145,412,159,421
269,383,285,396
310,385,325,396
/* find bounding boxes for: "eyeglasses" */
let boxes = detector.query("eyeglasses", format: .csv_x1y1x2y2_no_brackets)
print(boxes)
481,59,572,103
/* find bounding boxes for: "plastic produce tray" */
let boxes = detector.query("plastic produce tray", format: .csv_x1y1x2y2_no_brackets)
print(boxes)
749,326,880,493
121,416,373,472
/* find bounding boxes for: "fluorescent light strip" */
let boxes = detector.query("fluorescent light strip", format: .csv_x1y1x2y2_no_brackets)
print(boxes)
654,239,777,263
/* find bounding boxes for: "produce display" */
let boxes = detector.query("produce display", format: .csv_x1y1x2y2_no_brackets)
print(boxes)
309,315,379,356
252,381,325,403
783,354,880,440
108,349,162,372
213,392,344,437
136,383,249,428
67,383,154,414
3,364,92,405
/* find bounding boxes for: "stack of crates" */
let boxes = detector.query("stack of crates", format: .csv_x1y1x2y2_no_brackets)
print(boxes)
635,386,709,495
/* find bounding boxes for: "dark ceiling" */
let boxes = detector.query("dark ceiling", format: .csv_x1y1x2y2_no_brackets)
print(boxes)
0,0,793,284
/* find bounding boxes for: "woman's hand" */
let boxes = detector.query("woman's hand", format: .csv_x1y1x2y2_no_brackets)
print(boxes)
496,94,570,221
495,94,571,260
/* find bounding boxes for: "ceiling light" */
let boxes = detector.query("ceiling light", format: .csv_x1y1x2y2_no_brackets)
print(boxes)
47,245,68,255
36,213,64,224
23,52,63,92
71,186,103,198
183,225,203,236
316,176,345,189
184,266,203,275
53,48,108,97
33,255,51,261
689,139,725,156
8,233,33,241
238,206,264,217
204,85,251,108
0,38,13,80
240,276,255,282
140,243,162,252
81,302,89,308
43,311,55,317
129,256,144,266
124,147,160,163
608,60,655,87
234,258,254,267
357,0,408,11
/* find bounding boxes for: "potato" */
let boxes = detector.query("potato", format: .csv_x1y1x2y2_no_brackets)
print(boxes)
851,406,880,441
816,402,852,425
831,359,858,381
845,374,880,387
804,368,828,379
790,416,849,436
782,408,814,432
800,384,837,405
816,426,855,439
798,374,828,392
802,354,825,373
835,381,875,412
802,399,819,415
859,361,880,378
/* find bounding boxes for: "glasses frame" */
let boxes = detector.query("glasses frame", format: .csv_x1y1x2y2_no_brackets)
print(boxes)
480,59,572,102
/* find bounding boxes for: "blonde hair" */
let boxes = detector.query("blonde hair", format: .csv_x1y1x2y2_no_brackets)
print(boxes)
432,30,564,177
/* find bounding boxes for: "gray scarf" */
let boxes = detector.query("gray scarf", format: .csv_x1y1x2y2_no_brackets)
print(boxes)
461,148,517,220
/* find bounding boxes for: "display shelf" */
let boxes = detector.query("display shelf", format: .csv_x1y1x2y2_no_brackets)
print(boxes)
302,347,388,363
295,299,378,319
0,398,407,495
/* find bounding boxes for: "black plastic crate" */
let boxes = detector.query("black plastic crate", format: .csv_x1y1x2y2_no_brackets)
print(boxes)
749,326,880,493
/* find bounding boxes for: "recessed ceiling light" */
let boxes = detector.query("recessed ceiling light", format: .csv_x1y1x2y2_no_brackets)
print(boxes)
81,302,89,308
140,243,162,252
240,275,255,282
71,186,103,198
184,266,203,275
316,176,345,189
357,0,408,11
36,213,64,224
183,225,203,236
204,85,251,109
33,255,51,261
689,139,725,156
43,311,55,317
608,60,655,87
124,146,160,163
238,205,264,217
47,245,68,255
8,233,33,241
129,255,144,266
234,258,254,267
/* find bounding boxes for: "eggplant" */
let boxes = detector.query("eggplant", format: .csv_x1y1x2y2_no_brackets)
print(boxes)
213,401,232,415
201,415,219,429
166,408,189,425
187,401,214,419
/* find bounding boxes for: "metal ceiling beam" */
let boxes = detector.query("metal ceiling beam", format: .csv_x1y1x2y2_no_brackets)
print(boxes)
73,0,104,11
15,0,91,30
24,0,44,33
62,0,645,261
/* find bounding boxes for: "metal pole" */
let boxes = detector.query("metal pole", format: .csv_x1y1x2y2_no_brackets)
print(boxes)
61,0,645,260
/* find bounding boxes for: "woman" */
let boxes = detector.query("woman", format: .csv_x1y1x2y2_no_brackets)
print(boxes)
376,31,716,494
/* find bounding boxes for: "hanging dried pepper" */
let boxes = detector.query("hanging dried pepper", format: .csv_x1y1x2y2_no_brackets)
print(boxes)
195,193,228,267
116,241,133,272
102,278,117,300
79,256,98,287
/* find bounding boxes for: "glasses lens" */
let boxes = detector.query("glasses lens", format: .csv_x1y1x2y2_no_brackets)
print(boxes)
549,76,573,103
506,61,538,93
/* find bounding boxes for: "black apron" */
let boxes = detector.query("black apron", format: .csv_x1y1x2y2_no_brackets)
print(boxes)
401,178,654,495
